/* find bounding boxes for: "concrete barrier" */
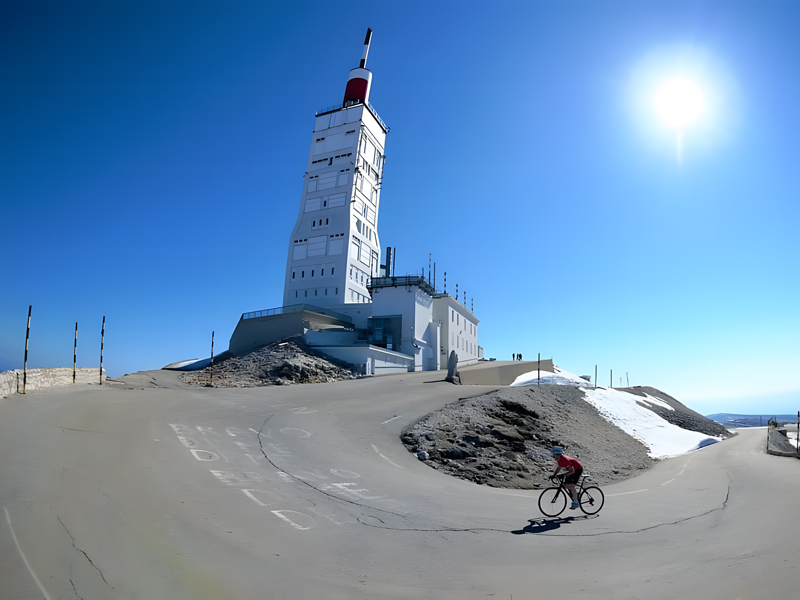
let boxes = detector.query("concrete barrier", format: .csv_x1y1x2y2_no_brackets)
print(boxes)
767,425,799,458
1,368,106,398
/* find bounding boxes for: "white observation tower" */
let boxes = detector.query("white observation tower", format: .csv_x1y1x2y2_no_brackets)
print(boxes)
283,29,388,308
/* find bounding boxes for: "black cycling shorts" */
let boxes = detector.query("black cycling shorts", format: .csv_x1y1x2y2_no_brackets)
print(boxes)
564,467,583,484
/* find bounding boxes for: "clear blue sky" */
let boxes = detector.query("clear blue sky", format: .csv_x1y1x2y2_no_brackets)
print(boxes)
2,1,798,415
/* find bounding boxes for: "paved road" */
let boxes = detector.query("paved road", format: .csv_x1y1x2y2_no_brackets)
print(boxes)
1,371,798,599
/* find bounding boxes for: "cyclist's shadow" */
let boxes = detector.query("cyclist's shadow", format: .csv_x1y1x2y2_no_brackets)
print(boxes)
511,515,597,535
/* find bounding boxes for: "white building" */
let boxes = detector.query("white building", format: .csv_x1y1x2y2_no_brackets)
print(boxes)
282,29,387,308
229,30,482,374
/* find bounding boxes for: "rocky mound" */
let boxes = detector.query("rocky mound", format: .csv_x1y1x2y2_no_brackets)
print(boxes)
401,385,657,489
180,337,361,387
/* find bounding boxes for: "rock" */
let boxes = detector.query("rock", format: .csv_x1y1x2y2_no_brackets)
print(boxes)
417,451,430,461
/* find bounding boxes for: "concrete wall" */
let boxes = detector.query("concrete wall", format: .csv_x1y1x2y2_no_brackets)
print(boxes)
311,345,413,375
228,310,351,356
1,368,106,398
458,359,555,386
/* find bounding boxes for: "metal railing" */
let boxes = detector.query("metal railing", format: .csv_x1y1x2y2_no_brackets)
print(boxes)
241,304,353,324
315,99,389,133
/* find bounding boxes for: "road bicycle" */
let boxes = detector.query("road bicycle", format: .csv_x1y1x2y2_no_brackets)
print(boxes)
538,474,604,517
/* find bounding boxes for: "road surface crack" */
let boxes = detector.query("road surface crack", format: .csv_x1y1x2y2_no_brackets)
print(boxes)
55,512,114,590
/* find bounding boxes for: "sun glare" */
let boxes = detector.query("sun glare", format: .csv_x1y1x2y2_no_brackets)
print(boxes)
654,78,705,130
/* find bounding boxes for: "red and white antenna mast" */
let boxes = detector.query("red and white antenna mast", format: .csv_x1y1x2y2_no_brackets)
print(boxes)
343,28,373,106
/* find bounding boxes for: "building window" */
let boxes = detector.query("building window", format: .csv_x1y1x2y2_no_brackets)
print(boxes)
304,291,308,297
315,290,318,296
325,288,328,295
321,268,324,276
295,291,298,298
332,267,335,275
292,272,295,279
302,271,305,278
312,270,315,276
335,287,338,294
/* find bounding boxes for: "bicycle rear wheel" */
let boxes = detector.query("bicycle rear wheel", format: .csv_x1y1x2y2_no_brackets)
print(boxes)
538,487,567,517
579,486,604,515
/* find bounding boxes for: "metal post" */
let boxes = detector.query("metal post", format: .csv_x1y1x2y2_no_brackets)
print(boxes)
73,322,78,383
594,365,597,388
797,411,799,452
23,305,31,394
209,331,215,387
537,353,540,386
610,369,613,389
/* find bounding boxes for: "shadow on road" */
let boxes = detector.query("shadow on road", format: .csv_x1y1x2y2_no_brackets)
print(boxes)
511,515,597,535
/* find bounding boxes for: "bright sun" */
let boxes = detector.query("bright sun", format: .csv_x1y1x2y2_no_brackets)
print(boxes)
654,78,705,130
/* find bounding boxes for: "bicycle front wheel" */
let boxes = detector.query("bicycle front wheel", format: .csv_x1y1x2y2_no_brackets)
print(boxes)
538,487,567,517
579,486,605,515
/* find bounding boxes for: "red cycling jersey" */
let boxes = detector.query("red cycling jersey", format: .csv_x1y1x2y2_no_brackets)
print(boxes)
557,455,582,470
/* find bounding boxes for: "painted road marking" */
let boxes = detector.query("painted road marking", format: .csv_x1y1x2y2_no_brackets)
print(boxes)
371,444,404,469
323,482,384,501
607,489,648,497
169,424,198,449
226,427,245,437
280,428,311,438
662,458,691,486
330,469,361,479
242,489,280,507
382,415,402,424
4,507,55,600
211,470,272,485
490,491,535,499
191,449,219,461
271,510,314,531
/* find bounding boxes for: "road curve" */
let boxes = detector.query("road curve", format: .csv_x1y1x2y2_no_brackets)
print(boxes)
1,370,798,599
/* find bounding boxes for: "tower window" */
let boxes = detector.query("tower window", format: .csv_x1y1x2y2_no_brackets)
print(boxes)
321,269,324,276
302,271,305,278
292,272,295,279
332,267,335,275
315,290,318,296
312,270,315,276
305,291,308,297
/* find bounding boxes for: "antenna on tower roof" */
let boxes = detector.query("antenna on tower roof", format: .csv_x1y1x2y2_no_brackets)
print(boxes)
360,28,373,69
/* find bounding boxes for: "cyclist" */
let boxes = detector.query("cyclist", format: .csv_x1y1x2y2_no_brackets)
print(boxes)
551,446,583,510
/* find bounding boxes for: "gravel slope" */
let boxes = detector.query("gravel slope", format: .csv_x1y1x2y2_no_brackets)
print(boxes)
180,337,360,387
401,384,731,489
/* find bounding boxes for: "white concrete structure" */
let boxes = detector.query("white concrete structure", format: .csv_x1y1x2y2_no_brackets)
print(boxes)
283,29,388,308
230,31,483,374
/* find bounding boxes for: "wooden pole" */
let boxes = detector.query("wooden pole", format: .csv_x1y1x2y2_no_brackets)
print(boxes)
73,322,78,383
610,369,613,389
100,316,105,384
537,353,540,385
23,305,31,394
594,365,597,388
209,331,215,387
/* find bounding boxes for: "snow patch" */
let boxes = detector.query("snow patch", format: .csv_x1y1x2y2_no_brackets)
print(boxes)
511,365,718,458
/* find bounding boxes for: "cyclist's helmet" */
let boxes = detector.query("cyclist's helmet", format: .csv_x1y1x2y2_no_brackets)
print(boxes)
551,446,564,456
